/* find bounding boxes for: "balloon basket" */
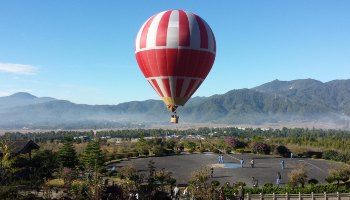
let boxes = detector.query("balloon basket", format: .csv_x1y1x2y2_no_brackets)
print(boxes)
170,115,179,123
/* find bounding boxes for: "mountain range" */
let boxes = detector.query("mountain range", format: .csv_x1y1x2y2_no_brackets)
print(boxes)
1,78,350,130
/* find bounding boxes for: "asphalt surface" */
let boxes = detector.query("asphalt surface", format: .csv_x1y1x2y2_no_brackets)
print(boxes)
115,153,339,186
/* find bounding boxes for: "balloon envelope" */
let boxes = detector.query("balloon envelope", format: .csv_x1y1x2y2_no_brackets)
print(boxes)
135,10,216,110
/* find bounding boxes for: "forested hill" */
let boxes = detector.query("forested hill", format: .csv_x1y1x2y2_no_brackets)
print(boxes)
1,79,350,129
253,79,350,115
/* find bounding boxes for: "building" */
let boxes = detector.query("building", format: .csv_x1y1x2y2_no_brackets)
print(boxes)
0,140,40,159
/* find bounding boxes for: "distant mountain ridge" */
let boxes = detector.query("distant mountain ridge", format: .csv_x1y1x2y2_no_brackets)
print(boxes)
0,92,56,109
1,78,350,129
253,79,350,115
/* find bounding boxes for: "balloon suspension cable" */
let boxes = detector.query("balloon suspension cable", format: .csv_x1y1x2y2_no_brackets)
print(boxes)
167,105,178,112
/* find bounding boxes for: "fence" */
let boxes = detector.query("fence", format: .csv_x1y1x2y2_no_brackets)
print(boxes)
245,192,350,200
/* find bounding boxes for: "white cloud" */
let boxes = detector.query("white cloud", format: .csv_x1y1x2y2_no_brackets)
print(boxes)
0,63,38,75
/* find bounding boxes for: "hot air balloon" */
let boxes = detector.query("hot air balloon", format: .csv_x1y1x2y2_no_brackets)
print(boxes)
135,9,216,123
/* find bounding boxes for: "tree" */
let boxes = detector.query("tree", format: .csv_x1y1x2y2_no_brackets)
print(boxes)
0,141,15,171
151,145,165,156
31,150,59,180
0,141,17,184
225,137,246,149
57,138,78,168
154,168,175,192
252,142,271,155
188,168,214,199
165,139,176,150
184,141,197,153
135,136,149,156
288,164,308,187
82,139,105,170
326,165,350,186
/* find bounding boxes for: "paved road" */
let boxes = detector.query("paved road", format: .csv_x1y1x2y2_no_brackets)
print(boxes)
115,153,339,186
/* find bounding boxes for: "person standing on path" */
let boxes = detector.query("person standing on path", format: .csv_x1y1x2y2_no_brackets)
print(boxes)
280,160,285,170
221,155,224,163
252,177,258,187
240,159,244,168
276,172,282,186
250,159,255,168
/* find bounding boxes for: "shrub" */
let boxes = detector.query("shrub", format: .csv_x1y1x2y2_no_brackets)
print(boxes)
131,151,139,157
199,147,206,153
0,186,20,199
234,182,246,187
126,152,134,158
225,147,232,154
308,178,319,185
152,145,164,156
71,180,89,198
252,143,271,155
243,183,349,194
303,151,322,159
115,153,126,159
46,178,65,188
164,149,175,155
211,180,220,187
334,153,348,163
235,148,245,154
323,150,339,160
212,148,220,154
274,145,291,157
138,148,149,156
184,141,197,152
264,183,273,187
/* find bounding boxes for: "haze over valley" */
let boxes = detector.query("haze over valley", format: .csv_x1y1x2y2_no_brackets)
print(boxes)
1,78,350,130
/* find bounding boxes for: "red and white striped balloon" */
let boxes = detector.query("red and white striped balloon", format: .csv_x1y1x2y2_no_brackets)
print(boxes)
135,9,216,111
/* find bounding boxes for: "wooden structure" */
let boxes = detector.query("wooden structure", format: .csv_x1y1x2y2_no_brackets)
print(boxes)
245,192,350,200
0,140,40,159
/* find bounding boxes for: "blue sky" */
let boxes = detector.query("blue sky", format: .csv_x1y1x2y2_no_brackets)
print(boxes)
0,0,349,104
